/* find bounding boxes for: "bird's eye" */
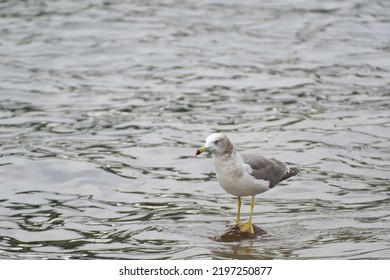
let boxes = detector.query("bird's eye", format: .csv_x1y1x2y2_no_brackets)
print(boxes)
214,140,220,145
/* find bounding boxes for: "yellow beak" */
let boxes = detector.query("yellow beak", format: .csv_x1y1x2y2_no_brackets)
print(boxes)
195,145,208,156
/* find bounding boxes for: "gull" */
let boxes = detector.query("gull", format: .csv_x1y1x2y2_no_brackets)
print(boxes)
196,133,299,234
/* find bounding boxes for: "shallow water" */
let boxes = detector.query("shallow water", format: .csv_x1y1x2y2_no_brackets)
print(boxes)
0,0,389,259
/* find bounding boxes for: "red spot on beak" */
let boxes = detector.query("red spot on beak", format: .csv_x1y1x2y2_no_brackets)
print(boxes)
195,149,201,156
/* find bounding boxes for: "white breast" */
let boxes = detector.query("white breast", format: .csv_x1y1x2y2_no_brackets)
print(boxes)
213,154,270,197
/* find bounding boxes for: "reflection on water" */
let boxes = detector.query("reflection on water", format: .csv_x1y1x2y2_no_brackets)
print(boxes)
0,0,389,259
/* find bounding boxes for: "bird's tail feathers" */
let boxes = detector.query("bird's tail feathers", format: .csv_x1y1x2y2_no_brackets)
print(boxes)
282,167,300,181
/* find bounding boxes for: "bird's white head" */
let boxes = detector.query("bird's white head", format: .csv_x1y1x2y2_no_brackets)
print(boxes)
196,133,234,157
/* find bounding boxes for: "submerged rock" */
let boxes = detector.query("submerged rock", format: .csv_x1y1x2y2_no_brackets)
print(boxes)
213,224,268,242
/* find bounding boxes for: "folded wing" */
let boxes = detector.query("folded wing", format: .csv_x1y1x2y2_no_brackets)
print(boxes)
241,153,299,188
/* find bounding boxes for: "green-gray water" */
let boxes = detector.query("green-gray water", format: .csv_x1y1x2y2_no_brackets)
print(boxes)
0,0,389,259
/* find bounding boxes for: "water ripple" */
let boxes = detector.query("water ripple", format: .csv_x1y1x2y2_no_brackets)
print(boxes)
1,0,389,259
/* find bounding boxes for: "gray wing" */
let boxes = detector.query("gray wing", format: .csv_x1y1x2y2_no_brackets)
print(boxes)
241,153,299,188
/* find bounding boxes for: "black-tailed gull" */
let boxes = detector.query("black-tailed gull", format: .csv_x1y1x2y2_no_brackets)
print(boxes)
196,133,299,234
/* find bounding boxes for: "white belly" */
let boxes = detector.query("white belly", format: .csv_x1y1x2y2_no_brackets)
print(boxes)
214,156,270,197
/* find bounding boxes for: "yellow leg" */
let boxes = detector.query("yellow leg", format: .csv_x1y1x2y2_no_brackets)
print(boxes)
249,196,254,224
238,196,255,234
235,197,241,225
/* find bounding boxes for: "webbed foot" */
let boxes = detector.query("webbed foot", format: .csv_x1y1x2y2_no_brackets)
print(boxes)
238,221,254,234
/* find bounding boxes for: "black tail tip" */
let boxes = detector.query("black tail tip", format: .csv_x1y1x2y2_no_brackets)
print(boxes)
289,167,300,176
283,167,300,180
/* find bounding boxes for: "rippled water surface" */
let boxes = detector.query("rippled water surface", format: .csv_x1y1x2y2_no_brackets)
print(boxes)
1,0,389,259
